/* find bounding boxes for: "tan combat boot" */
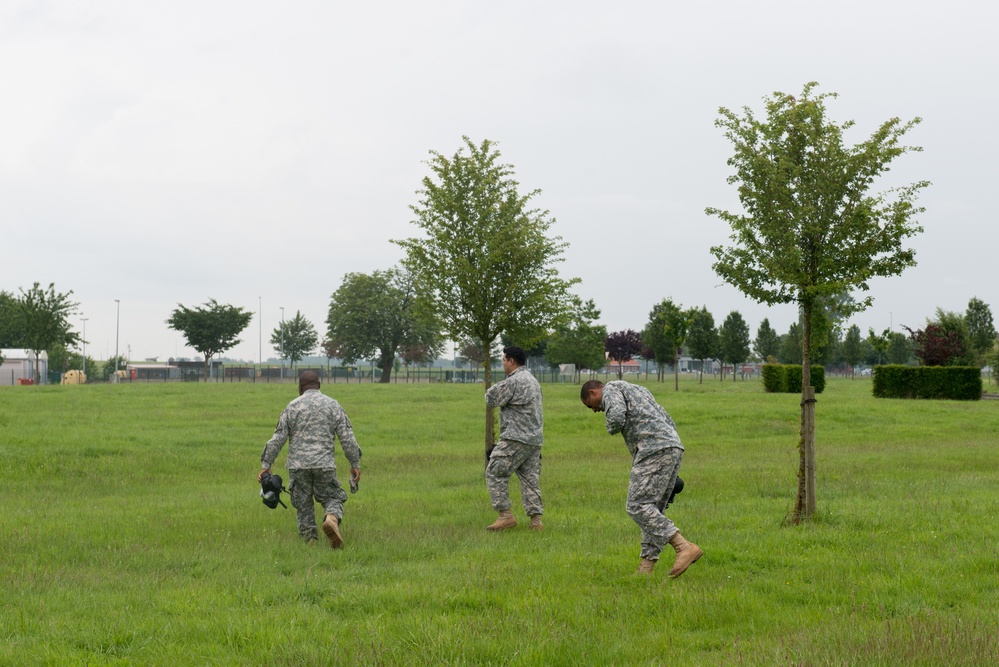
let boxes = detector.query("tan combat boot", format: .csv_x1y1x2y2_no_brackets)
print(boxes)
667,531,702,578
486,510,517,531
322,513,344,550
529,515,543,532
636,558,656,574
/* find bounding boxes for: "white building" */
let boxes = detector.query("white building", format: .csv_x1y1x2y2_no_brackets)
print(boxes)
0,349,49,386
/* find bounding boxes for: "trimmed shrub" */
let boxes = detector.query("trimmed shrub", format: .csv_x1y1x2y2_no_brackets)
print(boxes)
761,364,825,394
872,365,981,400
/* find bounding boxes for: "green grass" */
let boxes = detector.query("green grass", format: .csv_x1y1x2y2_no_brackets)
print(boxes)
2,377,998,665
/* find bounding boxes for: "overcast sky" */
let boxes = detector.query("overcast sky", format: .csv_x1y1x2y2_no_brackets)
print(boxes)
2,1,996,363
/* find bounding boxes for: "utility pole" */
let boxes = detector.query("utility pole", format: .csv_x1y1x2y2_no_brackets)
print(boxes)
280,306,285,380
81,317,88,377
114,299,121,383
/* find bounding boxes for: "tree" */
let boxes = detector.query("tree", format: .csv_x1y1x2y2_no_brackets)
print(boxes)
101,355,129,382
904,322,966,367
643,298,688,390
718,311,751,381
545,298,607,383
271,311,318,369
753,318,780,363
841,324,863,377
0,290,25,352
686,306,718,383
887,331,913,365
779,324,803,364
166,299,253,381
394,137,577,452
707,82,927,523
325,268,442,383
16,282,80,384
966,297,996,366
605,330,643,380
931,308,975,366
867,328,890,365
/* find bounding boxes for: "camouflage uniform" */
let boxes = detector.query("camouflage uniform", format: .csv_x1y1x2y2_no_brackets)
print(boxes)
261,389,362,540
601,381,684,561
484,366,544,516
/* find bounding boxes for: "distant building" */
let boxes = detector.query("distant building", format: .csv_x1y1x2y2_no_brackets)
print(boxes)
0,349,49,385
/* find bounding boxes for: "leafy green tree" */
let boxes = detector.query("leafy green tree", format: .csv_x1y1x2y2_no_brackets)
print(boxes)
394,136,577,450
841,324,863,377
16,283,80,384
545,298,607,383
686,306,718,383
0,290,26,353
271,310,318,369
867,328,890,365
965,297,996,366
100,355,129,381
932,308,975,366
779,324,803,364
887,331,913,365
605,330,643,380
753,318,780,363
707,82,927,522
643,298,688,390
166,299,253,381
719,311,751,381
326,268,442,383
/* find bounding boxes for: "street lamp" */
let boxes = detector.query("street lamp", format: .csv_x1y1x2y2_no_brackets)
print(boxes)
280,306,285,380
114,299,121,383
81,317,88,377
258,296,262,368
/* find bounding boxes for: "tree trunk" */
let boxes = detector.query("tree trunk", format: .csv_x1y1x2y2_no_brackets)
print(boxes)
379,351,393,383
793,302,817,524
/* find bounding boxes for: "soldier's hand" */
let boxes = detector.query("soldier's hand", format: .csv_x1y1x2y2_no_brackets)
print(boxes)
350,468,360,484
257,468,270,483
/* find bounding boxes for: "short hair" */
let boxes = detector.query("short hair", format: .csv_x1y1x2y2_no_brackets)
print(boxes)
299,370,321,387
580,379,604,400
503,346,527,366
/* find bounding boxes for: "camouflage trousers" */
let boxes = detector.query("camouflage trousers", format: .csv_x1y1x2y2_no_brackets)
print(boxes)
485,440,543,516
626,448,682,561
288,468,348,541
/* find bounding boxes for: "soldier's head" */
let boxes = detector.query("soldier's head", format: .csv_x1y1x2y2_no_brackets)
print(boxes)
502,346,527,375
298,370,321,395
580,380,604,412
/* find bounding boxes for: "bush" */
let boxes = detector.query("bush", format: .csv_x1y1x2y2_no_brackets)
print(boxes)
872,365,981,400
761,364,825,393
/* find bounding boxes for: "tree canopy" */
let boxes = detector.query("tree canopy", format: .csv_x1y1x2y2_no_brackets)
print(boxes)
707,82,927,522
394,136,577,449
166,299,253,380
545,298,607,382
643,298,688,389
685,306,718,383
753,318,780,362
965,297,996,365
271,310,318,367
16,283,80,384
604,329,643,380
325,268,442,383
718,311,751,381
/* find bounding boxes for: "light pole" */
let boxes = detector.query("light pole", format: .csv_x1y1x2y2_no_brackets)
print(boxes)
280,306,285,380
258,296,262,368
114,299,121,383
81,317,88,377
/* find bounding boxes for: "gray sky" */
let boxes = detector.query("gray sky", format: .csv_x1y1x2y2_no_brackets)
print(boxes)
3,1,996,363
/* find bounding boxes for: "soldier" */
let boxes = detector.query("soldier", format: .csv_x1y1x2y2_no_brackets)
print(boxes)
258,370,362,549
580,379,702,577
484,346,544,531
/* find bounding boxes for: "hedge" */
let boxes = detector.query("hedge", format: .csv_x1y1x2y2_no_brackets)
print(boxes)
872,365,982,400
761,364,825,394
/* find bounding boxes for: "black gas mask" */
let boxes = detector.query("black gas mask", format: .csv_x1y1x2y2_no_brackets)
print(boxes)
260,471,288,509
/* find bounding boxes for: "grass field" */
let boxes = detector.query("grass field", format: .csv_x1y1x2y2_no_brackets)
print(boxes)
2,376,998,665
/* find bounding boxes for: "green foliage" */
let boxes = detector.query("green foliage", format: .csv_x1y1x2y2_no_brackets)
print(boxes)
166,299,253,378
965,297,996,364
778,323,803,364
11,282,80,383
841,324,863,371
4,380,997,664
887,331,914,365
718,311,751,379
753,317,779,361
643,298,688,385
867,327,891,365
686,306,718,379
100,355,129,381
326,268,442,383
545,298,607,380
0,290,25,350
762,364,826,393
394,136,578,389
270,310,318,366
873,365,982,400
930,308,976,366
